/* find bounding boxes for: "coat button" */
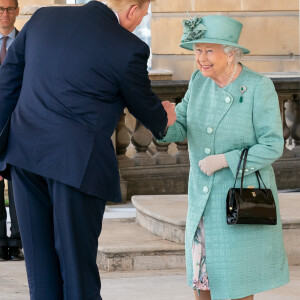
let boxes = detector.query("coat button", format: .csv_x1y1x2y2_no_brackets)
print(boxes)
204,148,211,155
203,186,209,193
245,169,249,172
225,97,231,104
206,127,213,134
250,167,255,170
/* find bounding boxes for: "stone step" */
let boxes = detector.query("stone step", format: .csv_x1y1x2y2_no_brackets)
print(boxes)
132,195,187,244
132,193,300,265
97,219,185,272
279,193,300,266
149,69,173,81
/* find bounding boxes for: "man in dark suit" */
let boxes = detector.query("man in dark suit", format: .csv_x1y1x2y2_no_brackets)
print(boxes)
0,0,176,299
0,0,23,261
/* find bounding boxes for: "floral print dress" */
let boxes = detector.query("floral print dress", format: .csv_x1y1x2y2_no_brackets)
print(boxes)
192,218,210,292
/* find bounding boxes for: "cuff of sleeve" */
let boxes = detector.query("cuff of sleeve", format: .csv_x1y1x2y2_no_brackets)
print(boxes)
163,126,168,138
224,150,242,178
155,116,168,140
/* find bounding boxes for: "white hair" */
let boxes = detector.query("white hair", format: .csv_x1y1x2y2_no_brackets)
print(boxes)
193,43,243,64
222,45,243,64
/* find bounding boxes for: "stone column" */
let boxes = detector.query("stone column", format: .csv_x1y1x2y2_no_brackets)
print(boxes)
280,96,294,158
152,139,177,165
116,112,135,168
131,121,156,166
175,139,189,164
290,94,300,157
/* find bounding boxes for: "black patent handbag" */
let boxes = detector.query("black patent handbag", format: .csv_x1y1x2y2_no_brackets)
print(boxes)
226,148,277,225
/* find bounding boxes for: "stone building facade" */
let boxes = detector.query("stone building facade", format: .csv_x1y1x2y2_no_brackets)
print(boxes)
11,0,300,200
151,0,299,80
15,1,299,80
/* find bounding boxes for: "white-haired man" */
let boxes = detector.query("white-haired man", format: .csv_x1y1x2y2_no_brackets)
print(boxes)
0,0,176,299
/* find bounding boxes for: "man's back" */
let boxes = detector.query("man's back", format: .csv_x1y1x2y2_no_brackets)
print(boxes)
1,1,167,201
19,2,145,135
0,2,174,299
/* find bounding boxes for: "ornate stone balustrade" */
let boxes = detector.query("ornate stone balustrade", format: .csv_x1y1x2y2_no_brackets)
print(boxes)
117,75,300,202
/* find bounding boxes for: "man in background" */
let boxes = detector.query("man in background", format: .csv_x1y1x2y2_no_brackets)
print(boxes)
0,0,23,261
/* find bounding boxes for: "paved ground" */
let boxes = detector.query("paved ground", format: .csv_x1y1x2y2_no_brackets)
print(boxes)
2,198,299,299
0,260,299,300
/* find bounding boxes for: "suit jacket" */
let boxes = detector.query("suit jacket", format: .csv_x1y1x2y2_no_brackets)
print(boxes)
0,28,18,167
0,28,18,67
0,1,167,202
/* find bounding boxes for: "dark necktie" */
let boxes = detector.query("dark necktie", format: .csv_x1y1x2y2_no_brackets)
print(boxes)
0,36,8,64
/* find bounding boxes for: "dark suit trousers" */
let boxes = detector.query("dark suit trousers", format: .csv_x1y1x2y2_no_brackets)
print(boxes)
10,165,106,300
0,179,22,247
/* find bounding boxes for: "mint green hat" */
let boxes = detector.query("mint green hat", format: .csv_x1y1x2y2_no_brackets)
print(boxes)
180,15,250,54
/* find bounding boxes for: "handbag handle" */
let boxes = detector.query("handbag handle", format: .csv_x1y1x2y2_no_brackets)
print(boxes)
229,149,248,212
232,148,248,190
255,171,268,190
233,148,268,193
240,148,250,194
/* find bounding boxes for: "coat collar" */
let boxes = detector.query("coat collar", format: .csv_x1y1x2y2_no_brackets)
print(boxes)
86,1,119,24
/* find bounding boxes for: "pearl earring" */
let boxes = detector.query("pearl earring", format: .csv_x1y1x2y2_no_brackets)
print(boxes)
227,62,231,66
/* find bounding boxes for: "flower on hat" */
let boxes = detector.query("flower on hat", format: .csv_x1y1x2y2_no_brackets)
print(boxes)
181,17,207,43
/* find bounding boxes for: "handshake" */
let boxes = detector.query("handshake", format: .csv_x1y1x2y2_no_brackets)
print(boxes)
162,101,177,127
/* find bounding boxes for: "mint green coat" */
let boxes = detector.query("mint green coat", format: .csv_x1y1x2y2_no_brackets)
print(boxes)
160,66,289,299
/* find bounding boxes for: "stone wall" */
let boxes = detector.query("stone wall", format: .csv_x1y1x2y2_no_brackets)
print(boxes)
15,0,65,29
151,0,300,80
15,1,300,80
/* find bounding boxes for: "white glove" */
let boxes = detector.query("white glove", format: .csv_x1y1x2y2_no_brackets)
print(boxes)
198,154,228,176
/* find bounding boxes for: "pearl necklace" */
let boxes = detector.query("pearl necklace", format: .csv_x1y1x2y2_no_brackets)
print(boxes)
226,63,238,86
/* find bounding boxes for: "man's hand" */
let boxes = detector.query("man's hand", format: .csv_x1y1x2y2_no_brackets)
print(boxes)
198,154,228,176
162,101,176,127
0,176,3,181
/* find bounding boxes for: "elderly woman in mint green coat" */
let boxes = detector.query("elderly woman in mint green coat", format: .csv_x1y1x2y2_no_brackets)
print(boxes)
159,15,289,300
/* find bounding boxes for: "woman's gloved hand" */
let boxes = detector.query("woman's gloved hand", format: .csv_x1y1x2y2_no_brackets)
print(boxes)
198,154,228,176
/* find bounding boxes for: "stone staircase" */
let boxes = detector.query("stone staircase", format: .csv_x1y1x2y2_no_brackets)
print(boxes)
97,218,185,272
133,195,186,244
97,193,300,272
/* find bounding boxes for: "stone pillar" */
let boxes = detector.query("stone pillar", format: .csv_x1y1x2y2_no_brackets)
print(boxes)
175,139,189,164
152,139,177,165
131,121,156,166
290,94,300,157
280,96,294,158
116,112,135,168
